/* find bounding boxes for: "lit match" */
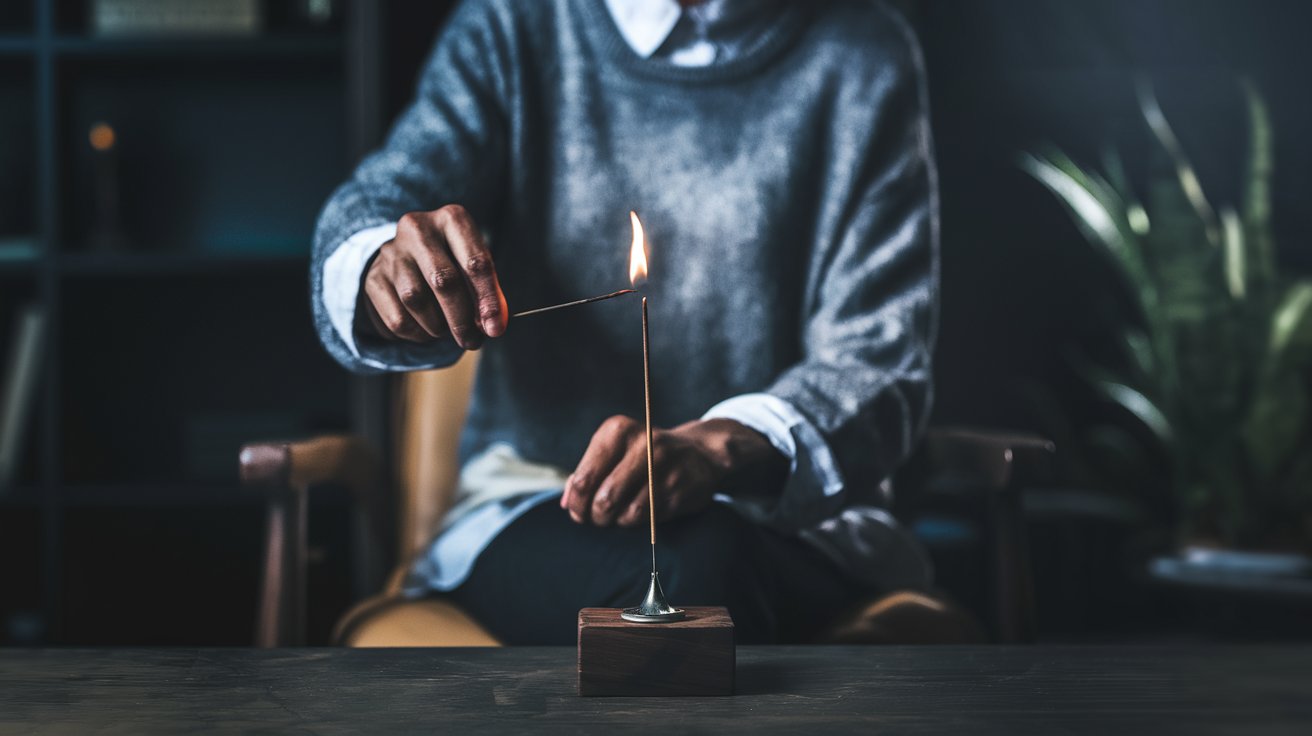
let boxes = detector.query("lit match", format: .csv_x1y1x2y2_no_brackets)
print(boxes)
512,212,650,319
511,288,635,318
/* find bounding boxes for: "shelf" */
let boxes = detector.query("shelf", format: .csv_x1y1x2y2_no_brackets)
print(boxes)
59,483,257,507
59,250,308,276
0,486,45,508
0,262,40,277
15,0,367,647
0,35,36,55
51,482,350,507
0,484,278,510
52,34,342,59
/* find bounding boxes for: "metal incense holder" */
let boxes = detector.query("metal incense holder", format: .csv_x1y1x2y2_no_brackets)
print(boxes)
621,572,685,623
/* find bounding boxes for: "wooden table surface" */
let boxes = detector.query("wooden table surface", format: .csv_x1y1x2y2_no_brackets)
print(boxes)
2,646,1309,734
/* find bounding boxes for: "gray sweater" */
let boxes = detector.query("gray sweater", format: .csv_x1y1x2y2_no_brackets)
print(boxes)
312,0,939,588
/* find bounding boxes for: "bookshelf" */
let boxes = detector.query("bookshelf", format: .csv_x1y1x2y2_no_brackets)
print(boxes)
0,0,393,645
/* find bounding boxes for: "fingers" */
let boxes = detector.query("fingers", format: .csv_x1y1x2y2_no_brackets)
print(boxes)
363,263,430,342
392,259,449,339
617,444,672,527
436,205,508,338
366,205,505,350
591,441,646,527
565,416,640,525
566,421,727,529
398,211,482,350
616,492,650,528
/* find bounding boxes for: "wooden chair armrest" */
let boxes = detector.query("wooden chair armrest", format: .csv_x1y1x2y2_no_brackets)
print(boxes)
240,434,382,500
239,434,386,648
918,427,1056,494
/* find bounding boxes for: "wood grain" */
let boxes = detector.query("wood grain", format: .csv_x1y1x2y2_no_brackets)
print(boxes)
578,606,734,696
1,646,1310,734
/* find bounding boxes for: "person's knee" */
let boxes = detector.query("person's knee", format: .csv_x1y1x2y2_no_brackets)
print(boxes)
658,506,778,641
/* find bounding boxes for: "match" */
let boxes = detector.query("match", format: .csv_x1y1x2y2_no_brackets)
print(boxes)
511,288,637,319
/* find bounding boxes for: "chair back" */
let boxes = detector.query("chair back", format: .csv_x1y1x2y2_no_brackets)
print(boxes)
392,353,480,562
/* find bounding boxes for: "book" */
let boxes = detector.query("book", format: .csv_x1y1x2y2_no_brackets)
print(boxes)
0,305,45,492
92,0,262,38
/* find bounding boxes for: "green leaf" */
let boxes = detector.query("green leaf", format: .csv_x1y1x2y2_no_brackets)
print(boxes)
1279,448,1312,511
1093,377,1176,448
1137,79,1221,248
1241,79,1276,292
1121,328,1158,381
1270,282,1312,366
1242,371,1307,479
1019,151,1123,249
1101,147,1151,235
1018,150,1160,318
1221,207,1246,300
1242,282,1312,481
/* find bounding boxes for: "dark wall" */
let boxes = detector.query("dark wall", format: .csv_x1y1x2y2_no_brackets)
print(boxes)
912,0,1312,430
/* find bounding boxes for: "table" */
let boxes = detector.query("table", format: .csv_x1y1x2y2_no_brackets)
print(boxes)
2,646,1309,734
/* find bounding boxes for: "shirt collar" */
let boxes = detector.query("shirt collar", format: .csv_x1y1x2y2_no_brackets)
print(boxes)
602,0,786,64
606,0,760,59
602,0,683,59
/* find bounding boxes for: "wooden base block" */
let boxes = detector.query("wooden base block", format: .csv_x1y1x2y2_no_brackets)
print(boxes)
577,606,734,697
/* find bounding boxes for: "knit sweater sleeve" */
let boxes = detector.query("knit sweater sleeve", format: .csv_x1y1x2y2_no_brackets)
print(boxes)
763,14,940,522
311,0,512,374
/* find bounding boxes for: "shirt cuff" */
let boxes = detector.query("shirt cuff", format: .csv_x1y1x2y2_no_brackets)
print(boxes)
702,393,844,499
322,222,397,359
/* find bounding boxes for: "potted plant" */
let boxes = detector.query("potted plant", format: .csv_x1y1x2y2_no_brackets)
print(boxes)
1020,80,1312,577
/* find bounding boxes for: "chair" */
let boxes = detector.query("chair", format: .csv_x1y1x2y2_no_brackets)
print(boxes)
239,354,1053,647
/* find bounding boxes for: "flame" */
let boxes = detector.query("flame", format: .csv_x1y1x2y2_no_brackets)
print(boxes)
628,210,648,286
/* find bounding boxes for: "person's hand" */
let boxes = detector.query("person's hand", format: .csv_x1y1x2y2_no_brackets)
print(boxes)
356,205,508,350
560,417,787,527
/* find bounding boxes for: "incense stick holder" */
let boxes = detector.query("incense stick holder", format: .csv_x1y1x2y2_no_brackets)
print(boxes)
577,607,735,697
621,572,685,623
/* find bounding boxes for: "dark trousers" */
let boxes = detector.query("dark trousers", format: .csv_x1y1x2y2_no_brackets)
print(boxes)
447,501,862,645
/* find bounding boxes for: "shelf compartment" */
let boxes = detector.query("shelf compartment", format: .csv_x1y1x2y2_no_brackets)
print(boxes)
0,277,47,490
0,238,42,276
0,505,43,645
59,250,306,276
61,504,263,644
60,496,354,645
52,34,342,59
58,270,350,486
56,0,345,38
0,2,34,35
0,58,36,243
52,480,358,507
0,36,37,55
57,53,345,256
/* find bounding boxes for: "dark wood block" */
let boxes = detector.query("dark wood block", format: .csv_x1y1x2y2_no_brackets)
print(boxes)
577,606,734,697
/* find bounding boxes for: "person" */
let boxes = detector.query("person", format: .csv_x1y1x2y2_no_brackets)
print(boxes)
312,0,939,644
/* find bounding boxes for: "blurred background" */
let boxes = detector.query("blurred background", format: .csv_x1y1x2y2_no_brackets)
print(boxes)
0,0,1308,646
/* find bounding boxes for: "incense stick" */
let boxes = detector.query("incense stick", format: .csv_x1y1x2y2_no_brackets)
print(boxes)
642,296,656,574
511,289,636,319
